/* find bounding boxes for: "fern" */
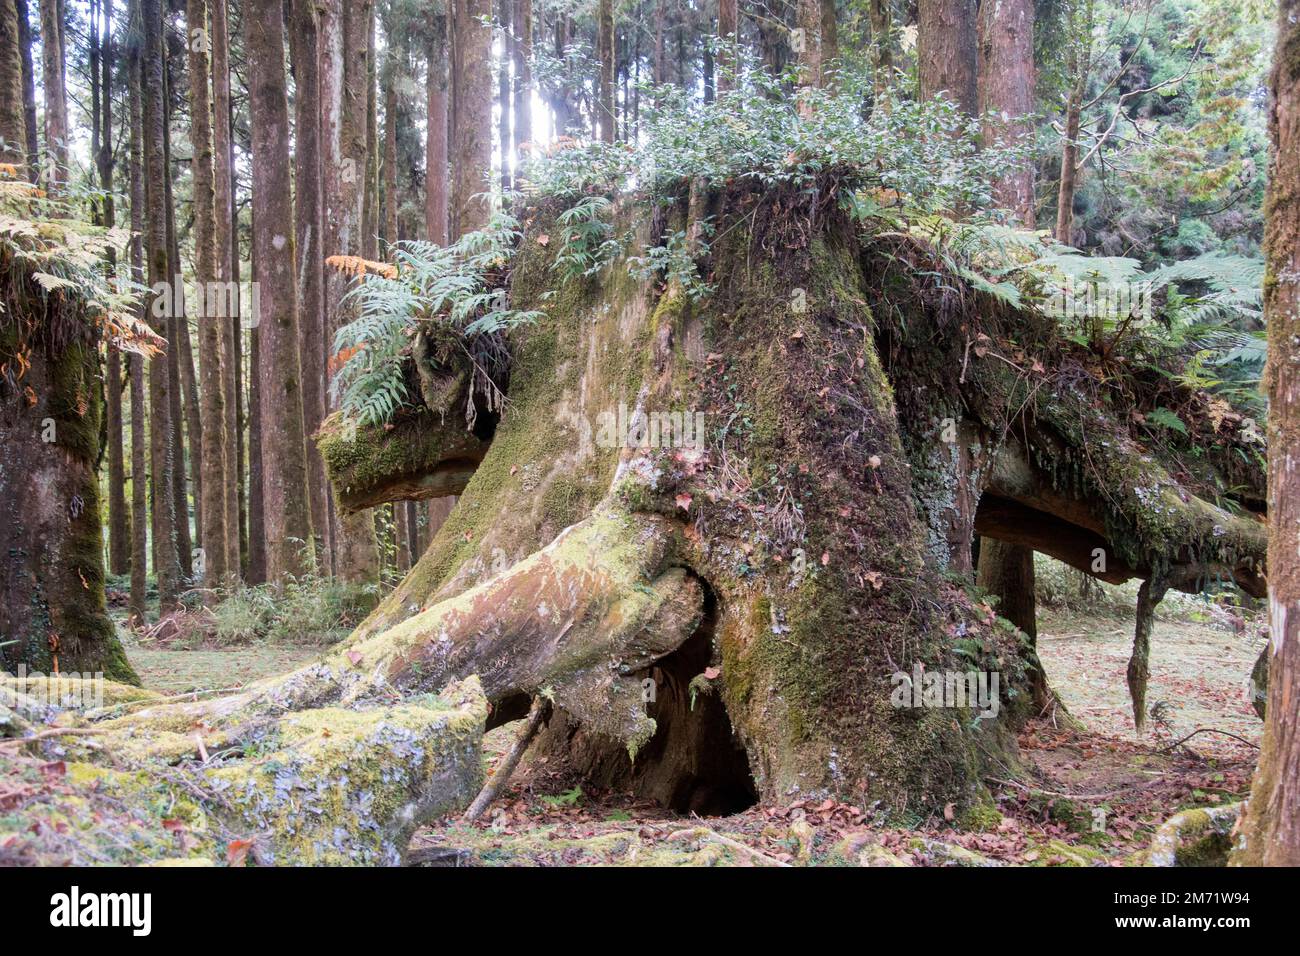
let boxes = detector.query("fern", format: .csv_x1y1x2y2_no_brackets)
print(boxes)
330,208,543,428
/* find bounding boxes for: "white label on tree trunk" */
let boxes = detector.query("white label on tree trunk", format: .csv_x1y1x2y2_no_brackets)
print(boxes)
1270,591,1286,656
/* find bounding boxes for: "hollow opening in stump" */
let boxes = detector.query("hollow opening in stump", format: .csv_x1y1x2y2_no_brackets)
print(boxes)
543,583,759,816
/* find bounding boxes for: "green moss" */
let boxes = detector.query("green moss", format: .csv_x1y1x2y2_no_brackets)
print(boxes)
960,802,1004,832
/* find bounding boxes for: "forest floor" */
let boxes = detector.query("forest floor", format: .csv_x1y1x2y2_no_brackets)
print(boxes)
406,596,1266,867
1,590,1265,866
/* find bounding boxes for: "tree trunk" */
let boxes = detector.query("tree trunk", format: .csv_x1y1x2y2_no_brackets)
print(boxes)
129,348,147,622
498,0,512,182
0,268,140,684
188,0,230,589
1232,0,1300,866
317,186,1053,811
425,13,448,244
211,0,241,580
37,0,67,188
320,0,380,586
977,0,1035,228
291,0,329,561
14,0,36,179
716,0,736,95
160,52,197,581
1055,88,1082,243
362,7,378,258
247,232,266,584
917,0,977,115
127,0,147,622
244,0,313,583
98,0,130,578
819,0,837,82
451,0,493,236
383,62,399,244
794,0,821,104
869,0,892,102
977,538,1049,710
653,0,665,86
511,0,530,156
141,0,180,610
597,0,613,143
0,0,26,172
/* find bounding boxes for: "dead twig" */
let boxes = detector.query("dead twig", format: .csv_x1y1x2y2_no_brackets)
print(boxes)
1159,728,1259,753
464,695,550,822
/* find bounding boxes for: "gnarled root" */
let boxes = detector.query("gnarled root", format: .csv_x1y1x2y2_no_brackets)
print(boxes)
7,508,701,864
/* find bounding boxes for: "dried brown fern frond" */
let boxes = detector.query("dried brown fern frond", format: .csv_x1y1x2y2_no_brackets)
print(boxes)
325,254,398,280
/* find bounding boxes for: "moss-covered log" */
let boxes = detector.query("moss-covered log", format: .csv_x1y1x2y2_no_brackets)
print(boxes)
2,674,486,865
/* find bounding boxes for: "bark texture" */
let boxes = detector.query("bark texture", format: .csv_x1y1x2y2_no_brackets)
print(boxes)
917,0,977,115
0,259,139,683
37,0,67,186
189,0,230,587
977,0,1036,227
451,0,493,236
1232,0,1300,866
291,0,329,558
211,0,241,580
245,0,312,581
141,0,180,609
0,0,26,171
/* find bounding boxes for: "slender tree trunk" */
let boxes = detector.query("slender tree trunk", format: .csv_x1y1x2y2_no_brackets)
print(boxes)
511,0,530,155
128,348,147,620
1054,4,1092,244
98,0,129,576
163,87,196,581
653,0,665,86
794,0,821,111
978,0,1036,227
318,0,379,584
394,498,411,571
383,69,399,243
363,7,378,258
0,0,26,171
869,0,892,102
403,499,419,563
498,0,512,183
1055,88,1082,243
211,0,241,580
917,0,977,115
141,0,180,610
14,0,36,179
188,0,229,589
245,0,313,583
596,0,613,143
247,208,266,584
37,0,67,187
291,0,328,560
716,0,736,95
425,13,448,243
127,0,147,621
451,0,493,235
819,0,837,81
977,538,1049,710
1233,0,1300,866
